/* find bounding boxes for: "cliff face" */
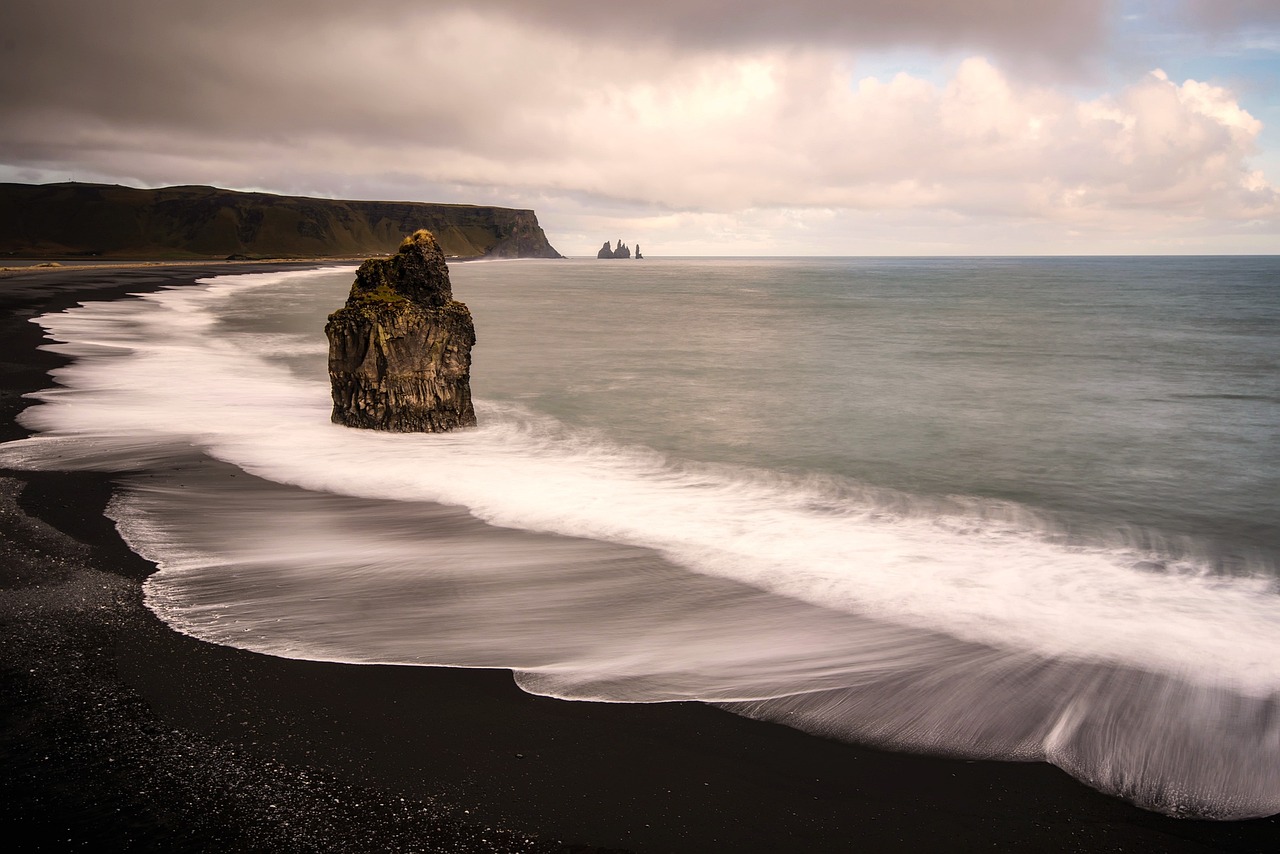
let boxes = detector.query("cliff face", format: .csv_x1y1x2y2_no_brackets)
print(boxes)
325,230,476,433
0,182,562,260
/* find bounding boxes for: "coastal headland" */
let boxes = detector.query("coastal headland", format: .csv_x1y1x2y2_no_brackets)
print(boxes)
0,182,562,261
1,263,1278,852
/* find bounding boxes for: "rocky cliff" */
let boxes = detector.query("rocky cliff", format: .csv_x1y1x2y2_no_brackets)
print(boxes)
325,230,476,432
0,182,561,260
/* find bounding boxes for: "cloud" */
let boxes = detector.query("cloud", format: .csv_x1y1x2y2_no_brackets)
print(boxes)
2,0,1111,63
483,0,1110,62
0,0,1275,253
1174,0,1280,30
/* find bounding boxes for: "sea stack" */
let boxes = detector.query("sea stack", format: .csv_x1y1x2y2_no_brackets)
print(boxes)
325,229,477,432
597,239,633,259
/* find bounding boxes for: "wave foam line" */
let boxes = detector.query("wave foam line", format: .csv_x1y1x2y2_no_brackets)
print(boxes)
0,269,1277,696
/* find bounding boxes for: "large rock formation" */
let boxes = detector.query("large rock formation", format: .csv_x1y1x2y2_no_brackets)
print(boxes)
597,239,633,259
325,230,476,432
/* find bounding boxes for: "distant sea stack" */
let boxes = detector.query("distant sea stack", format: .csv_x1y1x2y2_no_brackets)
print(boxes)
325,230,476,432
0,182,562,260
598,239,636,259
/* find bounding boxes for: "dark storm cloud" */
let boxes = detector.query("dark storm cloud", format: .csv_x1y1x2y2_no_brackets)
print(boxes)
1,1,457,158
2,1,1113,60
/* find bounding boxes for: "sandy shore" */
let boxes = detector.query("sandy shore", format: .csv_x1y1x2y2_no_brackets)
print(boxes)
1,264,1277,852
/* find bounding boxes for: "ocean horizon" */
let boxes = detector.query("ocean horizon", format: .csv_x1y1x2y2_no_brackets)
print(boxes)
2,255,1277,821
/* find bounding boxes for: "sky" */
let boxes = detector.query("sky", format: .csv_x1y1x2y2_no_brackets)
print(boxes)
2,0,1279,256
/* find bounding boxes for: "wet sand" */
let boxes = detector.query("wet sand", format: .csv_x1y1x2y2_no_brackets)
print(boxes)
1,263,1277,852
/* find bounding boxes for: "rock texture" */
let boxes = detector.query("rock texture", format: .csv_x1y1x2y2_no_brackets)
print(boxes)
325,230,476,432
0,182,562,260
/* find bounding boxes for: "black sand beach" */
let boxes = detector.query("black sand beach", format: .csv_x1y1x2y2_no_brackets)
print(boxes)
2,264,1278,852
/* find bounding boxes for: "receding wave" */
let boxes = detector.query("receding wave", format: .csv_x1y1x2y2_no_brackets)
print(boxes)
0,268,1276,819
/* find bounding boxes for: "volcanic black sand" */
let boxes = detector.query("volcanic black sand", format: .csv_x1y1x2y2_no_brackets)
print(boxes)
1,263,1277,852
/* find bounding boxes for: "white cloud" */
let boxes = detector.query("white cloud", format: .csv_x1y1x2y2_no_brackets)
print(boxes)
429,44,1276,225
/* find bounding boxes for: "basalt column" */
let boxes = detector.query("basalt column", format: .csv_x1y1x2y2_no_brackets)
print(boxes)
325,229,477,432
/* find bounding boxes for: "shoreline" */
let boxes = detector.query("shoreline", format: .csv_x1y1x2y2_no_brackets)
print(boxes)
2,264,1277,852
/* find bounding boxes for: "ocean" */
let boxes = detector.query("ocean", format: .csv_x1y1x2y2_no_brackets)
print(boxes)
2,256,1277,820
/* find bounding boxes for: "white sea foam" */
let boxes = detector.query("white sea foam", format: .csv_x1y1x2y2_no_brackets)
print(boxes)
1,269,1277,694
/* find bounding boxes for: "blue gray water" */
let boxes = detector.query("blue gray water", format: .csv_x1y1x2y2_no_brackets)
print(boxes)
2,256,1278,819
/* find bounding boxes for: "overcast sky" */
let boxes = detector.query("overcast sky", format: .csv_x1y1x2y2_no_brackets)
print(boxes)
2,0,1279,255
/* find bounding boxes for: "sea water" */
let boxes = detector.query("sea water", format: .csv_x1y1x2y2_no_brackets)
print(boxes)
2,256,1278,819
